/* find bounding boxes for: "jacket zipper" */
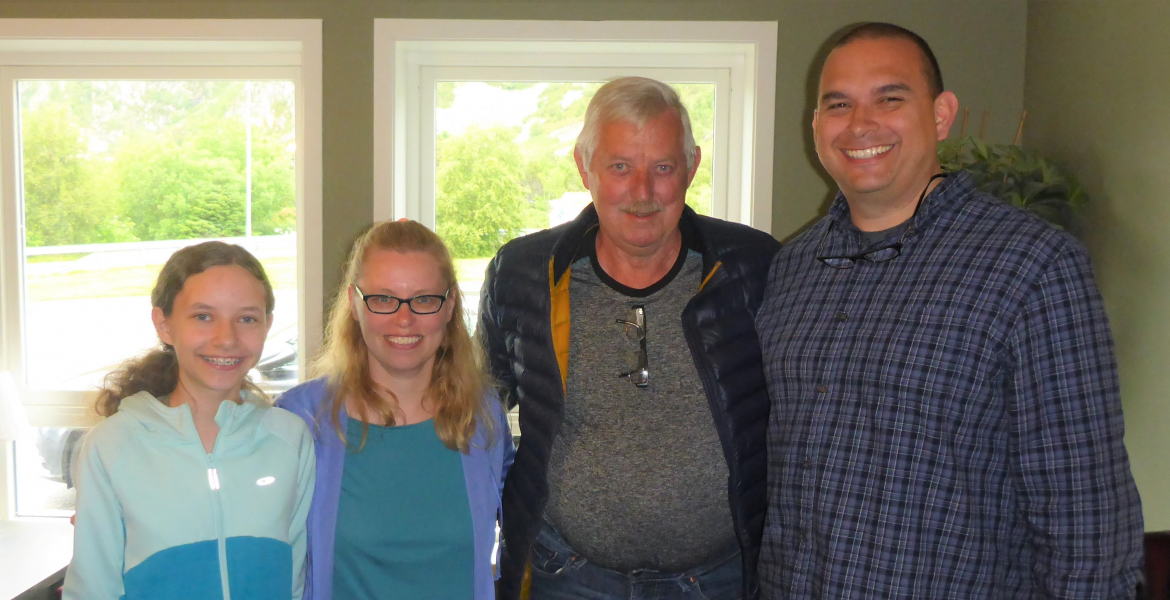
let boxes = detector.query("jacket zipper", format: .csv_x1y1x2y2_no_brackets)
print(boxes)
208,455,232,600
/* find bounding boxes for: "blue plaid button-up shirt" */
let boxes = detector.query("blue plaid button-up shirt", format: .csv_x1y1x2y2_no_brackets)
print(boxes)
756,172,1143,599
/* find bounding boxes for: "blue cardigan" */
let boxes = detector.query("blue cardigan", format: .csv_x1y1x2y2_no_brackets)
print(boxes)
277,378,513,600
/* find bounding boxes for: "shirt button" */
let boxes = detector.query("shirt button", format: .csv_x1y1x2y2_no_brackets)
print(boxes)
816,384,827,393
835,311,848,322
802,458,812,468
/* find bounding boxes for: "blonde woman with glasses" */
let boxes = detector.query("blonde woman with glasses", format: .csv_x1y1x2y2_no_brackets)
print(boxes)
278,220,513,600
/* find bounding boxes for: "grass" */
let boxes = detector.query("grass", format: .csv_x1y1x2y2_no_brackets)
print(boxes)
25,256,298,302
27,252,90,263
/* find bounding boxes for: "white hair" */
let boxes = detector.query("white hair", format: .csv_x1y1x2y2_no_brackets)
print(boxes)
575,77,697,174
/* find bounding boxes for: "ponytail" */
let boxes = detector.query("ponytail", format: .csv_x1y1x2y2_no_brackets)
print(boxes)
95,348,180,416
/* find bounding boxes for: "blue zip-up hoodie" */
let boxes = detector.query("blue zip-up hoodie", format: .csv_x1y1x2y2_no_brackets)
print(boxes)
64,391,316,600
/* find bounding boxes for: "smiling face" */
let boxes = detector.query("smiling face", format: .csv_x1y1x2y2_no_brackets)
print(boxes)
814,36,957,210
350,249,453,389
153,264,272,402
576,109,700,259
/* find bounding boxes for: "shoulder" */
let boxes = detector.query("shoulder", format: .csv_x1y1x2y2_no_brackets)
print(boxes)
481,388,507,425
952,188,1083,271
275,377,330,416
79,392,156,469
83,412,137,455
488,227,560,277
86,390,159,442
500,225,563,255
472,389,509,445
258,404,314,453
689,215,781,287
692,214,780,261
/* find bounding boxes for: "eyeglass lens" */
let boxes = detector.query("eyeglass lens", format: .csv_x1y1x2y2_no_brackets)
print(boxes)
357,285,448,315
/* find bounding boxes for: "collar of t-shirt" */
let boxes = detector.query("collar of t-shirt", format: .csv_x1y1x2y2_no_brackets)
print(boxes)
861,219,910,248
578,218,700,299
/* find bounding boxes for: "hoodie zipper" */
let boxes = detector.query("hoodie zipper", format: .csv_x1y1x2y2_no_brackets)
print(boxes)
207,453,232,600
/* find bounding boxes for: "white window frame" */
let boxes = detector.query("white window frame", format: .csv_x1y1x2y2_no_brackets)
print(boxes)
0,19,322,520
372,19,777,233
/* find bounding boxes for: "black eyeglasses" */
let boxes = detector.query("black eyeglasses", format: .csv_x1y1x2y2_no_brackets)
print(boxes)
616,305,648,388
353,284,449,315
816,222,908,269
816,173,947,269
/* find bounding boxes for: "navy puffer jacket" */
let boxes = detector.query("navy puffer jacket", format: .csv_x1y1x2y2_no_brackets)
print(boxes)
479,204,780,600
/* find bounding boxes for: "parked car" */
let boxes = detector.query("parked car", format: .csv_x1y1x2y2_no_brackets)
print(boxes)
256,324,298,384
35,427,87,488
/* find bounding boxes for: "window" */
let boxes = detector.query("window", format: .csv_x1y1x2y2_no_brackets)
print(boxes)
0,19,322,519
373,19,777,317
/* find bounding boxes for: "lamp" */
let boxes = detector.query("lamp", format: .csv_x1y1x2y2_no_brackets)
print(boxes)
0,371,30,442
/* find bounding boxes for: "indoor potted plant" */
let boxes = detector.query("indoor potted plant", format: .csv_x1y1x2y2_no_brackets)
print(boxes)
937,110,1087,234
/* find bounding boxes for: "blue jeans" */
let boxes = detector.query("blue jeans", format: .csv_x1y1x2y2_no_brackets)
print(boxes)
527,522,744,600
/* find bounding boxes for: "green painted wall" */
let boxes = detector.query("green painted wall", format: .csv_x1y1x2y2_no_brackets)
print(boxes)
1025,0,1170,532
0,0,1026,307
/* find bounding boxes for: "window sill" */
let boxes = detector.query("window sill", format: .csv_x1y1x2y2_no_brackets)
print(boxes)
0,519,72,600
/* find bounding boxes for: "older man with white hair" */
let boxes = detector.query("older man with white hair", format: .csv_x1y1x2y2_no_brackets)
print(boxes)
480,76,781,600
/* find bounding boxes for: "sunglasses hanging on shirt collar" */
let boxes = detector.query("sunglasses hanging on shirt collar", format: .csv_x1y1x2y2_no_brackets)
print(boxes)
816,173,948,269
616,305,649,388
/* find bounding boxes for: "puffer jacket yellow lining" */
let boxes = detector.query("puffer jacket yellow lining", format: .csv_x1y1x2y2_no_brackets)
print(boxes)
549,258,573,394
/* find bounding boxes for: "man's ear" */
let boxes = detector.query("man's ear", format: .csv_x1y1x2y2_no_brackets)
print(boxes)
685,145,702,188
573,147,592,190
152,307,173,347
933,91,959,140
812,108,819,132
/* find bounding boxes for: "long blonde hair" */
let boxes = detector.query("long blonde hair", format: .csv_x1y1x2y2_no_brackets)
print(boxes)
96,242,275,416
312,220,489,452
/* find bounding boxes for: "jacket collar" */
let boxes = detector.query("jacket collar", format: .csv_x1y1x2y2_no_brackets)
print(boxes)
119,390,262,446
549,203,710,283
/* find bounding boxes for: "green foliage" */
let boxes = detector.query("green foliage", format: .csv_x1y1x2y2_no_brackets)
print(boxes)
431,80,718,258
115,135,245,240
938,135,1087,232
674,83,715,216
523,82,600,150
519,155,580,229
18,80,297,247
20,104,135,246
436,126,528,258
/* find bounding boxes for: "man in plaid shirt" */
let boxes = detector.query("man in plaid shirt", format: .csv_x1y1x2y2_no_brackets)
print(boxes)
755,22,1144,599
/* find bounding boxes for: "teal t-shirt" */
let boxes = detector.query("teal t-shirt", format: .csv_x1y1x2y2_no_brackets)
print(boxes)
332,418,474,600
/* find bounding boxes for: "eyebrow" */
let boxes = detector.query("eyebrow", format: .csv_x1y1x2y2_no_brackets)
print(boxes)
820,90,848,104
366,287,446,296
820,83,913,105
190,302,265,313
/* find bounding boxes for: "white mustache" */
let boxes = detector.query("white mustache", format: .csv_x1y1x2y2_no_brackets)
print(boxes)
621,201,664,217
